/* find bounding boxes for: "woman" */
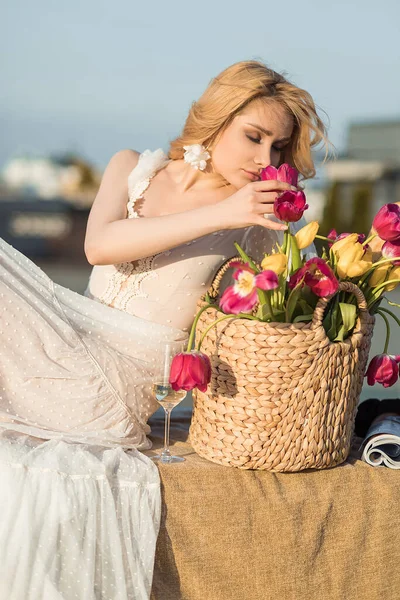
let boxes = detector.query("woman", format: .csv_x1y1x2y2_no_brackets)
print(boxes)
0,60,328,598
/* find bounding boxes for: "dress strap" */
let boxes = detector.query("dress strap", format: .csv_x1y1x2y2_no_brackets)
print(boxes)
127,148,170,219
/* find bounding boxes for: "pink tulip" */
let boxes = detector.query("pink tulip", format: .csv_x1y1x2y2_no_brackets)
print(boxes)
219,261,279,314
169,350,211,392
382,239,400,265
289,257,339,297
260,163,299,186
372,203,400,242
274,190,308,222
365,354,400,388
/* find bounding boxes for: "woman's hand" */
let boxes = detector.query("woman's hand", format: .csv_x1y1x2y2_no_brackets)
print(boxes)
215,179,298,231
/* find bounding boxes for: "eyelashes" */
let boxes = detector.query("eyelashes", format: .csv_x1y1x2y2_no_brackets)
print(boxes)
246,134,286,152
246,134,261,144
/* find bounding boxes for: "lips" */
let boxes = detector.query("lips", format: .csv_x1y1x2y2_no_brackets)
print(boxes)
243,169,260,181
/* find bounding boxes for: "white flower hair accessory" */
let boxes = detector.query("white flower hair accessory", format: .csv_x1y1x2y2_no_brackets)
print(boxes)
183,144,211,171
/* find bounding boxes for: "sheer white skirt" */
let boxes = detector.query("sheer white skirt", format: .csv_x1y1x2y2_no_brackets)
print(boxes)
0,237,187,598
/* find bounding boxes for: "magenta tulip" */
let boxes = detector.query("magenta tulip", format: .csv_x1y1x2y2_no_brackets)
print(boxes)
372,204,400,242
219,261,279,314
289,257,339,297
274,190,308,223
365,354,400,388
169,350,211,392
382,239,400,265
260,163,299,186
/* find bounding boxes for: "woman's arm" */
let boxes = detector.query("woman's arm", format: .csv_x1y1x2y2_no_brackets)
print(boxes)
84,150,233,266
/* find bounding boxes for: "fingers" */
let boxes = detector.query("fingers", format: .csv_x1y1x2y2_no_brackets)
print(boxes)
254,191,280,206
257,218,288,231
252,180,298,192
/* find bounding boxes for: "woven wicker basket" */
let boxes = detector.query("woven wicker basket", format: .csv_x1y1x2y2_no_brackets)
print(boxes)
188,257,375,472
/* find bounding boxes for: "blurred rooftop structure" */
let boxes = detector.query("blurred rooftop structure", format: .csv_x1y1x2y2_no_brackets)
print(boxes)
321,119,400,234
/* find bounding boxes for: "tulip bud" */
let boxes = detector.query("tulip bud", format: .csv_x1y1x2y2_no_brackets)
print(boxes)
294,221,319,249
169,351,211,392
384,265,400,291
274,190,308,222
336,242,366,278
366,354,400,387
330,233,359,257
368,263,391,287
260,163,299,186
260,252,287,274
372,204,400,242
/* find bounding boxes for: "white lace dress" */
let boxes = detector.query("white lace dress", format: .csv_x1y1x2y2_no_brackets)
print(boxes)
0,148,314,599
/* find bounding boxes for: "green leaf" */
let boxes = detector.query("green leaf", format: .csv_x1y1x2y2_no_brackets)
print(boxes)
333,303,357,342
298,299,314,314
325,296,340,341
290,234,303,274
285,283,303,322
233,241,259,272
255,303,273,321
293,313,313,323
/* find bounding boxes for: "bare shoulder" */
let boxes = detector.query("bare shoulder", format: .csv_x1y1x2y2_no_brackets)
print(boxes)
107,148,140,172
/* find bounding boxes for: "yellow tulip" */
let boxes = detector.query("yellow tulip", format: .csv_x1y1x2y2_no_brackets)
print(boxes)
261,252,287,275
369,263,391,287
294,221,319,250
337,244,372,278
384,265,400,291
330,233,359,258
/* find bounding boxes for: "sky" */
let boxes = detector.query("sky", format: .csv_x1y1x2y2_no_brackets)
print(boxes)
2,0,400,171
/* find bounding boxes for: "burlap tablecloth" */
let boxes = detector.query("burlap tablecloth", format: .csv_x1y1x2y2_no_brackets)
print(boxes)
145,408,400,600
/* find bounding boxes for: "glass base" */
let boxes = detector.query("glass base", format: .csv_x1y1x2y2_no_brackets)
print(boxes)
151,454,185,464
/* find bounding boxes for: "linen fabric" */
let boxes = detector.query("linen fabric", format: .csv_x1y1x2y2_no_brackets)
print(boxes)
147,409,400,600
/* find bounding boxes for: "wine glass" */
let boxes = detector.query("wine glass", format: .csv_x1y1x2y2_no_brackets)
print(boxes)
151,340,188,464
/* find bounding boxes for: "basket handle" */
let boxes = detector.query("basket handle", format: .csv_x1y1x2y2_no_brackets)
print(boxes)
311,281,370,330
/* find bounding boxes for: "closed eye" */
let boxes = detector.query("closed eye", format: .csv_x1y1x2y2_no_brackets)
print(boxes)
246,134,261,144
247,134,287,152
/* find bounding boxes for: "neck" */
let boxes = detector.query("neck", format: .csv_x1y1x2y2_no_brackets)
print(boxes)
169,160,230,193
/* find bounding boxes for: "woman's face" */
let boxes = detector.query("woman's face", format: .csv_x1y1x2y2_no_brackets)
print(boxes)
210,100,294,189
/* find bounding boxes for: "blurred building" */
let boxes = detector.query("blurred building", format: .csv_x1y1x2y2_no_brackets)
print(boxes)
321,120,400,233
0,153,101,263
0,154,101,208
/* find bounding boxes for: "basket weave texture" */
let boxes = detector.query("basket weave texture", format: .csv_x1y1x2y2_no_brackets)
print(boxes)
188,257,375,472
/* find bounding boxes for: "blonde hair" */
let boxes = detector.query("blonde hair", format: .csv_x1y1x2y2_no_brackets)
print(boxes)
168,60,331,180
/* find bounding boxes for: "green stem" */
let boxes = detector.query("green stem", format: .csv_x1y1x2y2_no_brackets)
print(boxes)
376,309,391,354
371,279,400,295
315,234,332,242
387,299,400,309
377,306,400,329
197,312,259,351
186,303,219,352
364,232,378,246
358,258,395,287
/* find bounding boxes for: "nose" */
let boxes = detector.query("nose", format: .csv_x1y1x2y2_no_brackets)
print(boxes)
254,147,273,170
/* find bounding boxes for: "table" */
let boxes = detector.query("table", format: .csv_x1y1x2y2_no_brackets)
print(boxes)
145,408,400,600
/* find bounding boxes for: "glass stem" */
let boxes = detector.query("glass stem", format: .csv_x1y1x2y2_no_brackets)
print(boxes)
161,408,171,460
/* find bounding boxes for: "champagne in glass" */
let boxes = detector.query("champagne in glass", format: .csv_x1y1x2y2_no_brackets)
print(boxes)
151,340,187,464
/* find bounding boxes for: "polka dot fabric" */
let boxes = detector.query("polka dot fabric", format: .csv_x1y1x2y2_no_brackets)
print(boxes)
0,148,314,598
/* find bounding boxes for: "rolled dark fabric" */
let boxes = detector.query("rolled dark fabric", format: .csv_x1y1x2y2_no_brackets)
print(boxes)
355,398,400,438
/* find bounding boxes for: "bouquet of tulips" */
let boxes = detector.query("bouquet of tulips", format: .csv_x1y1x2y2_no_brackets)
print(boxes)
170,164,400,394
